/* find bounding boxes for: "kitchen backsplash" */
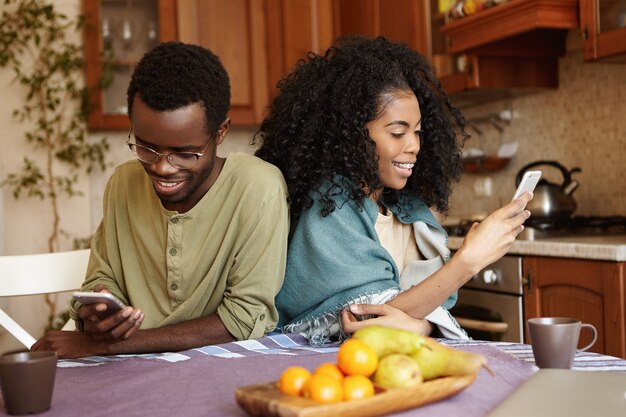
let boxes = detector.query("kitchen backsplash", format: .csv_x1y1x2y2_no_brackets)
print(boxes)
448,33,625,219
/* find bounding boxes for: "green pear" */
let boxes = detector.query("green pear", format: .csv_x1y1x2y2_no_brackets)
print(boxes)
409,337,487,381
374,354,423,389
352,325,426,358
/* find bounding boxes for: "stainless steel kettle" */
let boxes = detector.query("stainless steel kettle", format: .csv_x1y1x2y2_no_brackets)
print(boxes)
515,160,581,219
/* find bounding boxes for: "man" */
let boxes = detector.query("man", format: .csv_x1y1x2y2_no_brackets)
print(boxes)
33,42,289,358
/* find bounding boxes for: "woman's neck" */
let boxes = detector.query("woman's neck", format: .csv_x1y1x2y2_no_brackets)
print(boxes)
368,190,388,215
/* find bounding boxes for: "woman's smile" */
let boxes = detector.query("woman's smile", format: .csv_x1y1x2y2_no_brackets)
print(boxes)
367,90,422,191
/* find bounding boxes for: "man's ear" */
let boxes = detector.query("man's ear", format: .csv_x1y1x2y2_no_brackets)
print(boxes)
215,118,230,145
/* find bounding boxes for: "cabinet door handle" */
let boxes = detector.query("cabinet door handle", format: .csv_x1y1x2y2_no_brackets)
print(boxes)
455,317,509,334
522,270,532,291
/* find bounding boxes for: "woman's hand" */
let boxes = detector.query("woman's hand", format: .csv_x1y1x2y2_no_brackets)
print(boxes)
454,192,532,276
341,304,433,336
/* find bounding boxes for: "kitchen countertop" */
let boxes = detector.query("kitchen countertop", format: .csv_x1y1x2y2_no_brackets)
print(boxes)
447,234,626,261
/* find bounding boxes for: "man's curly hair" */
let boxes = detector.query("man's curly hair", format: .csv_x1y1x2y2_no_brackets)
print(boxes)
255,36,466,218
127,42,230,136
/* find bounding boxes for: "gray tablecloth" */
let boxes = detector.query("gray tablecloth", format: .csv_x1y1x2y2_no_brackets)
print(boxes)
1,334,625,417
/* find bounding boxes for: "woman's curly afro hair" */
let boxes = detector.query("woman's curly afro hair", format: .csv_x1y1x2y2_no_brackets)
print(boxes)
255,36,466,218
127,42,230,136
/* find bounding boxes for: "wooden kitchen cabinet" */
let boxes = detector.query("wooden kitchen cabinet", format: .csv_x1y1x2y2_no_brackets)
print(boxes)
83,0,178,130
523,256,626,359
165,0,492,122
580,0,626,62
177,0,335,126
176,0,269,125
440,0,579,54
266,0,337,100
437,0,579,107
334,0,578,108
336,0,429,55
439,54,559,108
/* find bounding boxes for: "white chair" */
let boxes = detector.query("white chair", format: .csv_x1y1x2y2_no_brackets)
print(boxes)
0,249,90,348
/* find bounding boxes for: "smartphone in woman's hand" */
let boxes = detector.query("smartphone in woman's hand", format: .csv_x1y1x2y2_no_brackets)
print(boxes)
512,170,542,203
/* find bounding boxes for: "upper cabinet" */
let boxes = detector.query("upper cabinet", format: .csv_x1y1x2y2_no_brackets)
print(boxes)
333,0,580,108
580,0,626,61
437,0,579,107
176,0,269,126
83,0,178,131
177,0,335,126
336,0,429,55
85,0,617,129
265,0,337,115
440,0,579,54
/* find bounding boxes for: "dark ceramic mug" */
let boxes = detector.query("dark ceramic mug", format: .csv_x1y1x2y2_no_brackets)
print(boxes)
527,317,597,369
0,351,57,415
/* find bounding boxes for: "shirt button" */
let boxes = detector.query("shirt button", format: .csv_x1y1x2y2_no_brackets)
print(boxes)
169,248,177,256
259,314,265,321
170,218,179,224
170,283,178,291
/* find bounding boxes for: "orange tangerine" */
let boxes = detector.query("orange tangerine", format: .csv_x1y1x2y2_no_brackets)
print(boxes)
277,366,312,396
313,362,344,381
302,374,344,403
337,339,379,377
343,375,375,401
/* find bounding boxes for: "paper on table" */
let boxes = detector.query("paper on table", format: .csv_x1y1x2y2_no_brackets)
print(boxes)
0,308,36,349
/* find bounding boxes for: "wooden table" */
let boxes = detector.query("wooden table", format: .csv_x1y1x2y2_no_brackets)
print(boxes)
1,334,625,417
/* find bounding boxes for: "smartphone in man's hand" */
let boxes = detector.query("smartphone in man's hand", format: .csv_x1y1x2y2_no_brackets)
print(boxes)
72,291,125,312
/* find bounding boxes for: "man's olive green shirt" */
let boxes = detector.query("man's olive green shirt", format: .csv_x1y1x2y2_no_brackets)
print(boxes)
70,153,289,340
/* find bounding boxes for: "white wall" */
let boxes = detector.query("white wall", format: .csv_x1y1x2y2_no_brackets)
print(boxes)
0,0,89,353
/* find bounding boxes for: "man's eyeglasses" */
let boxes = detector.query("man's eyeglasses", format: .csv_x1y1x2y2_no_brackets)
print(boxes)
126,127,213,170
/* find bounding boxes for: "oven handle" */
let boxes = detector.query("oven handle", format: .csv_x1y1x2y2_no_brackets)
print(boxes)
454,317,509,334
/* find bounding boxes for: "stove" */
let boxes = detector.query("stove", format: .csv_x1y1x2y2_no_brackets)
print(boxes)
446,215,626,343
445,216,626,241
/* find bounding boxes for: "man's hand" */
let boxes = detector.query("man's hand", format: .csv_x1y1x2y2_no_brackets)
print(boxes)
31,330,108,359
78,285,144,341
341,304,433,336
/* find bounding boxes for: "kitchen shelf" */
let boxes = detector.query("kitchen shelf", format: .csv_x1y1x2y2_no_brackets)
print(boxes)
439,53,558,108
463,156,512,173
441,0,579,55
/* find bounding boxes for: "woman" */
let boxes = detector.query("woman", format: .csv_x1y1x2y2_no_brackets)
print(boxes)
255,36,530,344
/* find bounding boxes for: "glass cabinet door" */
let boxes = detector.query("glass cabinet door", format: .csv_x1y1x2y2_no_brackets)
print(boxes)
581,0,626,61
83,0,177,130
597,0,626,34
100,0,160,116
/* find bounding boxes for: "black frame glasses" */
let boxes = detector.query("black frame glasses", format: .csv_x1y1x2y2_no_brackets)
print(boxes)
126,126,213,170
